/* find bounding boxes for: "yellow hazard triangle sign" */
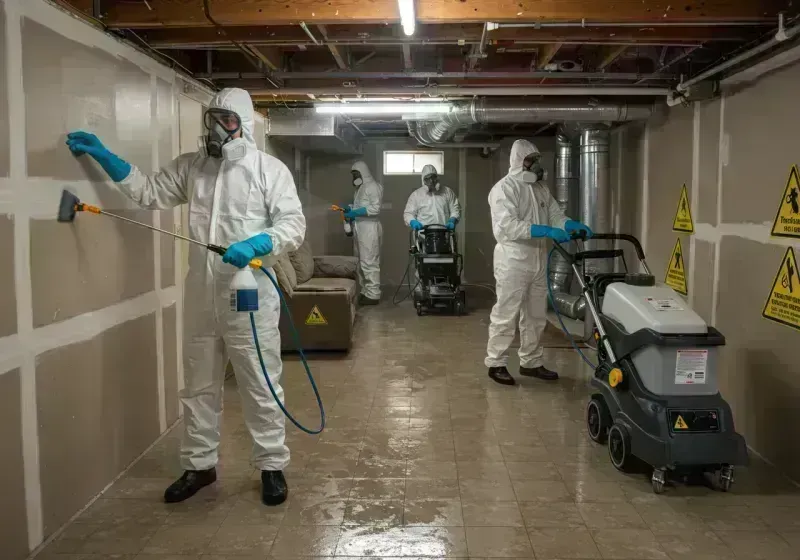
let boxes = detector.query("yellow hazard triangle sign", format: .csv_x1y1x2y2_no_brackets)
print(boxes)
770,165,800,238
672,184,694,233
665,238,688,296
762,247,800,331
674,415,689,430
305,305,328,326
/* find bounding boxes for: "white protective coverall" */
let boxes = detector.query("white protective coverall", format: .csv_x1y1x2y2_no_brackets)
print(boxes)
351,161,384,300
403,164,461,228
117,88,306,471
485,139,568,369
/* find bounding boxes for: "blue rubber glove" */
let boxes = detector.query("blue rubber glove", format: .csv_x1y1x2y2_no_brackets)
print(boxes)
564,219,594,238
531,224,570,243
410,219,424,231
66,131,132,182
344,207,368,220
446,218,458,231
222,233,274,269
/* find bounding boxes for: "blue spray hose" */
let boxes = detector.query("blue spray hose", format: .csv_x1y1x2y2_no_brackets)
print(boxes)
546,247,598,370
249,266,325,435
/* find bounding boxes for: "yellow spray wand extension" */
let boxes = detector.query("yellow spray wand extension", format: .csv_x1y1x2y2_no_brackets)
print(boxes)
58,190,263,269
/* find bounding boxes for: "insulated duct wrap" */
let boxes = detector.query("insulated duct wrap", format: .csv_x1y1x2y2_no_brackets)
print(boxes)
579,128,613,276
549,131,578,295
414,98,653,144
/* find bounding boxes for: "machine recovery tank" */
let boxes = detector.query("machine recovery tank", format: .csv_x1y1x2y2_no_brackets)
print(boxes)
601,283,707,335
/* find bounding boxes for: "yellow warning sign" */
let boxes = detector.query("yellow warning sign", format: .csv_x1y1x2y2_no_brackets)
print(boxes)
762,247,800,331
305,305,328,326
770,165,800,238
665,238,688,296
672,184,694,233
674,415,689,430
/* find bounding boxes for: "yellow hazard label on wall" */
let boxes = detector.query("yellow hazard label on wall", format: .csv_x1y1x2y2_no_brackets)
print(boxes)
770,165,800,238
665,238,688,296
674,415,689,430
305,305,328,326
672,184,694,233
762,247,800,331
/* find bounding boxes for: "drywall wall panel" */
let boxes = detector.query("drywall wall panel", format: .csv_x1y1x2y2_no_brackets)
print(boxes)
646,105,693,281
722,62,800,224
464,147,497,285
157,78,173,169
161,210,175,289
697,99,720,225
163,304,179,426
36,313,160,535
692,239,715,324
0,368,29,560
23,18,152,180
617,123,645,269
0,215,17,337
716,236,800,480
0,0,9,178
30,211,155,327
306,152,358,258
178,94,203,155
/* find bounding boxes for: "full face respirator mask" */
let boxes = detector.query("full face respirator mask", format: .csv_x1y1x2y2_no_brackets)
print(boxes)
423,173,440,193
352,170,363,188
203,109,243,158
522,153,547,183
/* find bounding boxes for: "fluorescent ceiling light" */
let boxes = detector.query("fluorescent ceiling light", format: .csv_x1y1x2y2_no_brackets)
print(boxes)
315,103,451,115
398,0,416,36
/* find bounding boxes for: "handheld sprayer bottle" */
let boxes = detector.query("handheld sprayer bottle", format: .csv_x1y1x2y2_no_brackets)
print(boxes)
230,267,259,312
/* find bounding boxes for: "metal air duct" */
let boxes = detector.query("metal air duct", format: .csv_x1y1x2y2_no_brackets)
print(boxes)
414,98,653,145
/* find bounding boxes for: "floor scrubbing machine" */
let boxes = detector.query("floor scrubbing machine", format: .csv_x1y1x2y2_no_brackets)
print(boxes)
551,232,748,494
412,224,466,316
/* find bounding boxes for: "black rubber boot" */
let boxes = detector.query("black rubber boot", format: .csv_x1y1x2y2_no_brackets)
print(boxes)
359,295,380,306
488,366,516,386
163,468,217,503
519,365,559,381
261,470,289,506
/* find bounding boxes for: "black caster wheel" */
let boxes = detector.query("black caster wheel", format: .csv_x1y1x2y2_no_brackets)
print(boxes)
651,468,667,494
454,297,465,316
608,423,633,472
717,466,734,492
586,396,611,444
416,303,424,316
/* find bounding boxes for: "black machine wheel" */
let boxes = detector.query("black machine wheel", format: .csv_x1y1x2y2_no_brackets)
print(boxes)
717,465,734,492
454,299,465,316
651,468,667,494
586,397,611,444
608,423,633,472
416,303,424,316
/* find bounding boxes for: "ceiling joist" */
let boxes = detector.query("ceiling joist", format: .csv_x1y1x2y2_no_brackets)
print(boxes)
597,45,629,70
91,0,783,28
537,42,563,68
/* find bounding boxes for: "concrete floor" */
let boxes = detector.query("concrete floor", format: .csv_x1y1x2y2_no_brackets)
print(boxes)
39,302,800,559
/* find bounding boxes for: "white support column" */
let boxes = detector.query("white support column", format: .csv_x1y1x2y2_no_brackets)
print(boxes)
6,0,43,549
640,123,651,267
688,102,701,306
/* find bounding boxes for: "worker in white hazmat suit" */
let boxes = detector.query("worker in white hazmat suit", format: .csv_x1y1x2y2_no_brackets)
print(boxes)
66,88,305,506
403,164,461,231
485,139,592,386
344,161,384,304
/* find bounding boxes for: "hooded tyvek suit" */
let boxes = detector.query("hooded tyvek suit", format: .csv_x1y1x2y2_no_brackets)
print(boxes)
351,161,384,300
116,88,306,471
403,164,461,227
485,139,568,369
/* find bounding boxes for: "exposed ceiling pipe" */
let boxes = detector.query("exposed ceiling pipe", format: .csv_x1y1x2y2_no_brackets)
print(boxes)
677,14,800,92
204,70,672,81
492,20,771,29
250,86,669,97
299,22,322,45
413,98,653,144
635,46,699,84
407,122,500,150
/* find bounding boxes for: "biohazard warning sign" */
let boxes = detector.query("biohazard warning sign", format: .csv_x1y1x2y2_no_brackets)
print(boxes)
305,305,328,326
770,165,800,238
674,415,689,430
672,184,694,233
665,238,688,296
762,247,800,331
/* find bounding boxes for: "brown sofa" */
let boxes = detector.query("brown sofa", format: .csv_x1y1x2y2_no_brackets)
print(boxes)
272,239,358,352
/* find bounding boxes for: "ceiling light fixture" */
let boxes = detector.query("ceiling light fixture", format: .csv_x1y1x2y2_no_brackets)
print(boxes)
315,102,452,115
397,0,416,36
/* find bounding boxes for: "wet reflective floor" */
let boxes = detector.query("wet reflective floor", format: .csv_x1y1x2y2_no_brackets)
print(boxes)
39,302,800,559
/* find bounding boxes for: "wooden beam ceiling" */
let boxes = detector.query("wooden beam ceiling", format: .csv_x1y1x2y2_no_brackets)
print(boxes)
597,45,629,70
90,0,785,28
536,43,563,68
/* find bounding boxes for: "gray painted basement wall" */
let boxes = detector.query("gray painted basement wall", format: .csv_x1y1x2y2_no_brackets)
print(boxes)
613,60,800,482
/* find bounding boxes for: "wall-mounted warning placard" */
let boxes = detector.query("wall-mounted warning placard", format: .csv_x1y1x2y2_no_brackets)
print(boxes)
665,238,688,295
762,247,800,331
672,184,694,233
305,305,328,326
770,165,800,238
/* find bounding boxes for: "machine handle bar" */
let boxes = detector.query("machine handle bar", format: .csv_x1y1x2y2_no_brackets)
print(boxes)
590,233,647,261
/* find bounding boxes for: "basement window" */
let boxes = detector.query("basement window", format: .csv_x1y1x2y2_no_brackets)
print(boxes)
383,151,444,175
